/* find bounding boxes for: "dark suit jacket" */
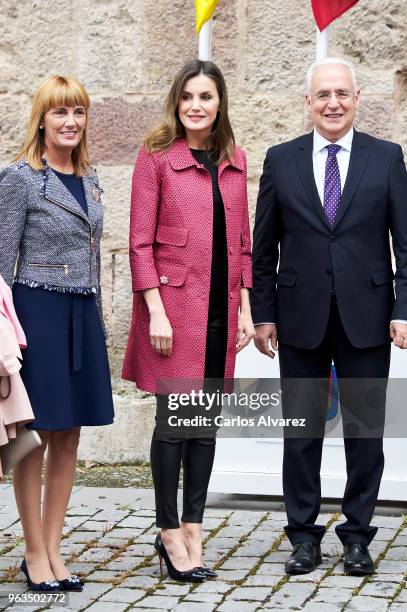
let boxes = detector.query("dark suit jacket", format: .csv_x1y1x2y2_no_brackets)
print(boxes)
251,130,407,349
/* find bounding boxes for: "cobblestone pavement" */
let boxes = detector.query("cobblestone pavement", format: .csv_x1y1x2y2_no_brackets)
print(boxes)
0,484,406,611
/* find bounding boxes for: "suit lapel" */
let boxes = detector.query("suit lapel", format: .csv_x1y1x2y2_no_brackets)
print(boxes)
295,132,331,230
82,175,102,227
45,168,89,221
333,130,370,229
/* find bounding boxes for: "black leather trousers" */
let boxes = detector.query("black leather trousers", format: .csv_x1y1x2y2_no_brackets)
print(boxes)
150,319,227,528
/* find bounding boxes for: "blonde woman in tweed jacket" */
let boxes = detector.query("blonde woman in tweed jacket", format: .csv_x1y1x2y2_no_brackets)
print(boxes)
0,76,114,592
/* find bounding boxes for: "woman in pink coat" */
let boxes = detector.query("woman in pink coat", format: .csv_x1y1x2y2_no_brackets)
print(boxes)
122,60,254,581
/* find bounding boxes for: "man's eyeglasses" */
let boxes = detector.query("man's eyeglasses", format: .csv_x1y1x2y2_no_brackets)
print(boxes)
313,91,355,101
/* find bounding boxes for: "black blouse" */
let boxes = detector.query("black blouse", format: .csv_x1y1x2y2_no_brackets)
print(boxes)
190,149,228,323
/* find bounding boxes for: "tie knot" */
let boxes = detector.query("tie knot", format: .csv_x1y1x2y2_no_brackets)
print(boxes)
327,144,341,157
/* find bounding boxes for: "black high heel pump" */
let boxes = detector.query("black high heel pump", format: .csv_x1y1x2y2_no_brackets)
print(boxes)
154,534,206,582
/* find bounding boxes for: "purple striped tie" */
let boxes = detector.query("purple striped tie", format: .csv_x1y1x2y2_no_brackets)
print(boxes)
324,144,341,226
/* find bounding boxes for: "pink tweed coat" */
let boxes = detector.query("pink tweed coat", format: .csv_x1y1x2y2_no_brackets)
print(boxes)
122,137,252,393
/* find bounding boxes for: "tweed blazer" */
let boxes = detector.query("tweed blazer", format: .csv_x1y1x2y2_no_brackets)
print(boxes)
0,160,105,326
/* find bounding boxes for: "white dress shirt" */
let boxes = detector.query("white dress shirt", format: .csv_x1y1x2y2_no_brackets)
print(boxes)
312,127,353,204
255,127,405,327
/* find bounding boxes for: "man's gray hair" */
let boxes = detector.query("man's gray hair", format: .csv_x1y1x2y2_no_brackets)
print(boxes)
306,57,358,93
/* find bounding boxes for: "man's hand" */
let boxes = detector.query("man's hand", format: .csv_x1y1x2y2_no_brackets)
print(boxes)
254,324,278,358
390,322,407,349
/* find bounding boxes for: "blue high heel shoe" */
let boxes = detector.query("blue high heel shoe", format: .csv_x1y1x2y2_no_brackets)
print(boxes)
21,559,60,592
57,574,84,592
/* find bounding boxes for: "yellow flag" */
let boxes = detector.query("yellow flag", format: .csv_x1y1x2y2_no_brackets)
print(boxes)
195,0,219,33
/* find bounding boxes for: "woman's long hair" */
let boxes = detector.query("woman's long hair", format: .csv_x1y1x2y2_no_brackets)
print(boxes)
15,76,91,176
144,60,235,164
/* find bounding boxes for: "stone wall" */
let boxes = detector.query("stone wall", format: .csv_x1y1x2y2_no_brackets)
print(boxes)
1,0,406,460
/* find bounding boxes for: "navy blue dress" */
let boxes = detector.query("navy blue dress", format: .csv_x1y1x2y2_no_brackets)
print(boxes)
13,170,114,431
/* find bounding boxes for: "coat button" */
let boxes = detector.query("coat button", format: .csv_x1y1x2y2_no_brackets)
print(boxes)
229,291,233,299
229,247,233,254
227,204,231,210
160,276,168,284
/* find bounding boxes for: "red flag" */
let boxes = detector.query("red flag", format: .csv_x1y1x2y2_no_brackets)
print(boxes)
312,0,359,31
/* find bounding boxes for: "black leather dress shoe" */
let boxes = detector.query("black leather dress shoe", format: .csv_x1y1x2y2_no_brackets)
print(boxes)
285,542,322,575
343,543,374,576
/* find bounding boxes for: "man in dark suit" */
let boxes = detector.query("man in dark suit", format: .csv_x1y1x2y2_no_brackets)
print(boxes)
251,58,407,576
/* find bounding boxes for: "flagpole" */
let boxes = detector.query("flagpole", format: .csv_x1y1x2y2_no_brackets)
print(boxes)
199,18,213,60
316,26,329,59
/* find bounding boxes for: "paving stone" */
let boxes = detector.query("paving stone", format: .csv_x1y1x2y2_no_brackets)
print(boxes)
0,582,27,592
247,530,281,542
134,595,179,608
359,581,399,598
394,588,407,603
205,537,240,550
289,569,326,583
65,583,111,609
216,526,255,538
152,583,190,596
103,557,141,571
99,587,144,603
201,518,225,530
68,561,98,575
385,546,407,560
67,506,99,516
67,532,101,544
202,549,225,563
172,603,216,612
227,585,272,601
313,587,353,604
79,547,116,563
108,528,144,539
302,603,344,611
86,603,129,612
215,569,249,581
233,540,272,556
220,557,255,570
228,511,266,525
217,602,260,612
119,575,158,589
192,580,231,594
256,562,286,575
392,534,407,546
377,560,406,573
263,551,290,563
123,543,155,556
322,575,364,588
263,582,315,608
243,574,282,587
389,605,407,611
372,528,397,540
93,509,130,521
87,570,118,581
116,516,155,529
133,564,161,577
345,595,391,611
372,573,405,582
132,508,157,517
372,516,405,529
184,592,223,603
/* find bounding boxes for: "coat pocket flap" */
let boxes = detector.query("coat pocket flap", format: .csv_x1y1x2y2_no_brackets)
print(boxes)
371,269,394,285
156,225,188,246
156,260,187,287
277,272,297,287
